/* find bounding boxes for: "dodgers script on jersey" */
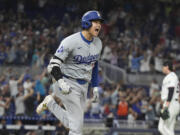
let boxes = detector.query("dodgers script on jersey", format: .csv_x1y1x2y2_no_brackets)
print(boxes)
54,32,102,82
161,72,179,102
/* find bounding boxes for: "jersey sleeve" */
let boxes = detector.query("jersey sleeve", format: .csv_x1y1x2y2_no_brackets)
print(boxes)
161,75,176,101
91,61,99,87
90,38,102,87
166,76,176,88
54,38,73,61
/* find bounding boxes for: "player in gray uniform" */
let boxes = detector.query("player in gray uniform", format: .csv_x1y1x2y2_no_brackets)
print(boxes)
36,10,103,135
158,61,180,135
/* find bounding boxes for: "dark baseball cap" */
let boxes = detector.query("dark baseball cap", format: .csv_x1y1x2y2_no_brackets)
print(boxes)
163,60,173,71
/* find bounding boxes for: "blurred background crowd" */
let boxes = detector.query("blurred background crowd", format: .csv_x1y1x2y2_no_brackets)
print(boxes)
0,0,180,134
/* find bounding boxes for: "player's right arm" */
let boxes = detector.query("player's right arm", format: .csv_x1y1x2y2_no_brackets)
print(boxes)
47,38,73,94
47,56,63,81
160,86,174,120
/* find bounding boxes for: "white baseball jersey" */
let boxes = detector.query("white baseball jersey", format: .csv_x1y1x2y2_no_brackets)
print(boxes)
54,32,102,82
161,72,179,102
158,71,180,135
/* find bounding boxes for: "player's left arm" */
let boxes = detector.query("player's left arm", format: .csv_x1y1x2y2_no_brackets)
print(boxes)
165,87,174,107
91,39,102,102
91,61,99,102
160,79,175,120
164,77,176,108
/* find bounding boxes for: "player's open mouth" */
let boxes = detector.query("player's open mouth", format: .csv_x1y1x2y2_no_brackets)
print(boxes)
95,28,99,32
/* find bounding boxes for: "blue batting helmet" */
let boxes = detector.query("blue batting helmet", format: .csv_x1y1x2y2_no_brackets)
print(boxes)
81,10,104,29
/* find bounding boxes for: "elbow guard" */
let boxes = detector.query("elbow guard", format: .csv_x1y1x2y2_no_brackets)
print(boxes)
51,66,63,81
48,56,63,81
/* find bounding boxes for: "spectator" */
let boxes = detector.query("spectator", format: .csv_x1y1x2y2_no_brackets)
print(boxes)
130,52,144,73
0,46,8,65
127,107,138,127
23,76,33,96
15,84,34,116
103,103,111,117
140,52,151,73
145,102,155,127
0,94,10,116
0,119,9,135
89,101,101,118
149,79,160,97
117,92,128,120
9,73,25,97
34,69,47,98
101,42,113,63
56,121,69,135
131,100,143,120
110,49,118,65
111,84,120,109
154,54,163,73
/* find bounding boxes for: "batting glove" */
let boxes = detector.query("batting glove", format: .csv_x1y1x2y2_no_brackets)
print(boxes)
92,87,99,103
160,107,169,120
58,79,71,95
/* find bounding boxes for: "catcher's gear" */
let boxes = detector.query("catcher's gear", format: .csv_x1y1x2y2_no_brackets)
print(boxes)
92,87,99,103
81,10,104,29
160,107,170,120
58,79,71,95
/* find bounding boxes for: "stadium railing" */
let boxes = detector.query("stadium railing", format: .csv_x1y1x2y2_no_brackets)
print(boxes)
1,116,180,135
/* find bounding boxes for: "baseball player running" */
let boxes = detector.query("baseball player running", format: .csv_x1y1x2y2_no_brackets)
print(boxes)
36,10,103,135
158,61,180,135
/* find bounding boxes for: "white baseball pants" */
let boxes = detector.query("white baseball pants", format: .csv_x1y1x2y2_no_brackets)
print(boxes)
158,100,180,135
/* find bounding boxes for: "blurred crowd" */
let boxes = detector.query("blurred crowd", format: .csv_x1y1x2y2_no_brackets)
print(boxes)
0,0,180,134
0,67,70,135
0,0,180,73
0,66,167,128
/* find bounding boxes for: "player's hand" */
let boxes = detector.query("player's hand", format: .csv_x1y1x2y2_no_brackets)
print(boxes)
58,79,71,95
92,87,99,103
160,107,169,120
